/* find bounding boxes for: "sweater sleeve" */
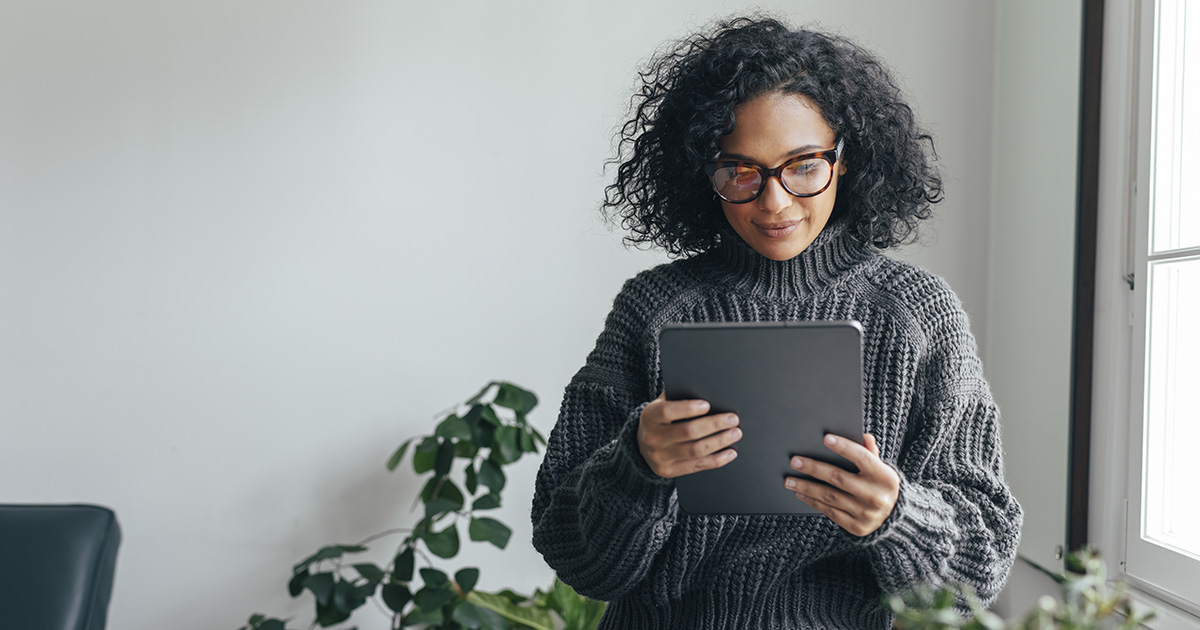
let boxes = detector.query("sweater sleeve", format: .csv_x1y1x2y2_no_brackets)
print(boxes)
530,280,679,601
855,279,1023,606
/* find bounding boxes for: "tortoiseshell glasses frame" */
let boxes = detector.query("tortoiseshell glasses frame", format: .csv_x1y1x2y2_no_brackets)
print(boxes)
705,138,844,204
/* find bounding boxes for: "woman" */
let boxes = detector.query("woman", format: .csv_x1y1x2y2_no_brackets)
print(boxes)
531,16,1022,629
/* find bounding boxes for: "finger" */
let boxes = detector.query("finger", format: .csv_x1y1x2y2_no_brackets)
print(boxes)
667,412,739,443
863,433,880,457
795,491,858,532
672,426,742,462
652,397,712,425
784,476,860,518
821,434,887,477
669,445,738,478
789,454,870,498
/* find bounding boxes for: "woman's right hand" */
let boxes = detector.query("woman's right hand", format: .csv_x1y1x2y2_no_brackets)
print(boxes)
637,393,742,479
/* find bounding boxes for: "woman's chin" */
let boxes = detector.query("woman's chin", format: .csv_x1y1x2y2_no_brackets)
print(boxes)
748,233,819,261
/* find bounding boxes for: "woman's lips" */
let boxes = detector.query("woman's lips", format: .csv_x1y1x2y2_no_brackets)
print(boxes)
755,220,803,238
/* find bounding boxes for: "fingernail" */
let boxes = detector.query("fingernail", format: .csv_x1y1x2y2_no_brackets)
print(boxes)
825,435,837,446
730,428,742,440
725,414,739,426
791,457,803,469
785,478,797,489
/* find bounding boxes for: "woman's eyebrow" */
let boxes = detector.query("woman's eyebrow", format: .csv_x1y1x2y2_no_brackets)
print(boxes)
720,144,829,162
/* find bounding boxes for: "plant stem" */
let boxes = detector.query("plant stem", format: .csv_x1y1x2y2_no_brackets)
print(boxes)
355,528,412,547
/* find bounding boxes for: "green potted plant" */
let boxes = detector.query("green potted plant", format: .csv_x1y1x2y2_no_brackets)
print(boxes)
887,548,1155,630
236,381,605,630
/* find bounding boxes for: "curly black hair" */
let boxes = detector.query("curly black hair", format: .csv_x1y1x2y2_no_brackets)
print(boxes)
603,16,944,256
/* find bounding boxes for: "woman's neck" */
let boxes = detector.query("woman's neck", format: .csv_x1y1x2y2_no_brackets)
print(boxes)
700,214,876,299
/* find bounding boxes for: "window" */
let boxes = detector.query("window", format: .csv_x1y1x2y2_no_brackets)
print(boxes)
1123,0,1200,613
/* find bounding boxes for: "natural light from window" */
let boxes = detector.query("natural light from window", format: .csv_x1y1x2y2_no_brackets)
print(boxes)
1136,0,1200,590
1144,261,1200,559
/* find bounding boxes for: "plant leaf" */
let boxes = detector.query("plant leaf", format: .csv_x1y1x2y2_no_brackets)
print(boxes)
421,477,465,519
455,567,480,594
479,405,502,427
464,462,479,495
314,597,352,627
552,576,588,629
413,585,456,612
466,382,494,405
401,605,442,627
494,382,538,414
455,440,479,459
292,544,368,573
468,517,512,550
473,420,496,448
435,438,455,476
413,450,437,474
462,404,483,428
305,572,335,606
288,568,309,597
472,493,501,510
469,591,554,630
387,438,416,471
451,600,486,629
520,429,535,453
354,563,385,584
244,616,289,630
331,577,367,614
423,523,461,558
413,436,439,474
531,428,547,446
436,414,472,441
493,589,528,605
392,547,415,582
494,426,521,464
381,583,412,613
478,459,506,493
420,567,449,588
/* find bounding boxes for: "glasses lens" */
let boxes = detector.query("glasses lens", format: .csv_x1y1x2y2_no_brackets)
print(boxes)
710,164,763,202
781,158,833,196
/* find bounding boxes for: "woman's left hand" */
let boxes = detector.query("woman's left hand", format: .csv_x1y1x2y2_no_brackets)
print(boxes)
784,433,900,537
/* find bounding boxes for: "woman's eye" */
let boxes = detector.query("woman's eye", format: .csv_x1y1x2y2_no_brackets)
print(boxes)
787,160,823,176
734,168,758,182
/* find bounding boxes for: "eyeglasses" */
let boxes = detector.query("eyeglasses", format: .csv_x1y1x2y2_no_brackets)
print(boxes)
705,138,844,204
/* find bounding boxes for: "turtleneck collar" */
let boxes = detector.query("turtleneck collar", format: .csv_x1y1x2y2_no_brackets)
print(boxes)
696,213,877,299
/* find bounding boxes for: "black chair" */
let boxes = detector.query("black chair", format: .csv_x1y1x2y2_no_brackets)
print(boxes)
0,504,121,630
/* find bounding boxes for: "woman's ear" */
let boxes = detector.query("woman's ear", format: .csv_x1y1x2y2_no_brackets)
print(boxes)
838,162,847,176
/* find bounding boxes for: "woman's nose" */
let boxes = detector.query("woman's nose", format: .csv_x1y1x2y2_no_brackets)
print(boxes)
757,175,793,213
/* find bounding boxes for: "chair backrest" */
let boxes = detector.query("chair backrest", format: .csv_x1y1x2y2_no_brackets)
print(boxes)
0,504,121,630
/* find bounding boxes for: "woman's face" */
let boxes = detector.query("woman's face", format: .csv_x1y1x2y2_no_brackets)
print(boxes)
716,92,845,261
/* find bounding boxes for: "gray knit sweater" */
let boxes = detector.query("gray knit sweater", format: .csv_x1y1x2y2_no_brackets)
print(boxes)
531,219,1023,629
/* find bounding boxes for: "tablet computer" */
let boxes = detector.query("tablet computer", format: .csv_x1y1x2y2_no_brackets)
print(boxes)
659,320,864,515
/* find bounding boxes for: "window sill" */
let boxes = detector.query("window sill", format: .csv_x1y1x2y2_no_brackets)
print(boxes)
1127,585,1200,630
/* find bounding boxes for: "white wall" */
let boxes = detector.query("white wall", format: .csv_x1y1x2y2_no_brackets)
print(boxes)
983,0,1084,616
0,2,1041,628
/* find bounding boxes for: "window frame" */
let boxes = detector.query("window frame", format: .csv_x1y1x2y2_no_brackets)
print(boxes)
1092,0,1200,624
1122,0,1200,613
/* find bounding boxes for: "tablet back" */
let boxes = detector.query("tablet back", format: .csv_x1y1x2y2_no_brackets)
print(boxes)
659,321,864,515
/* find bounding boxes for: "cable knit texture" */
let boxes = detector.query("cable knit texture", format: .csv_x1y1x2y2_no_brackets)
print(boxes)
531,217,1023,629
